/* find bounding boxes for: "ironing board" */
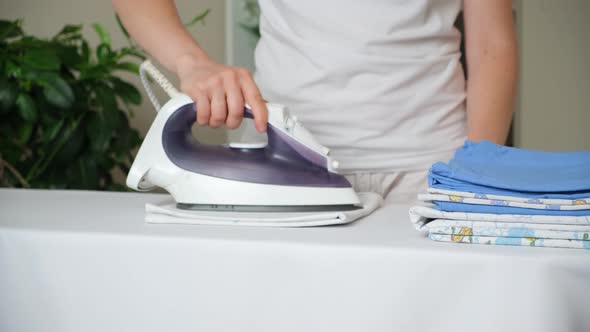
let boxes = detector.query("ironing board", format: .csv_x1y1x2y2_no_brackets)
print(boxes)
1,188,589,332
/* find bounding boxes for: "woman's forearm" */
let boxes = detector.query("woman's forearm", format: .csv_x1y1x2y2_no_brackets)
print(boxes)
112,0,269,132
463,0,518,144
112,0,210,73
465,46,517,143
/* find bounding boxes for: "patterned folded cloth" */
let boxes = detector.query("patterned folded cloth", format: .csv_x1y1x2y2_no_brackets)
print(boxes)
429,234,590,249
427,188,590,208
429,141,590,199
409,205,590,249
409,205,590,227
419,192,590,216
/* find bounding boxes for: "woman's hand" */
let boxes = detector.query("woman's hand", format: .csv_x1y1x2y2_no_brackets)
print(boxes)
112,0,266,130
175,54,268,132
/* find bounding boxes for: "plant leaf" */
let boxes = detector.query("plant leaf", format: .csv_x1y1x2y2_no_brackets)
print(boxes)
94,84,123,131
52,118,85,165
106,106,123,130
95,84,117,111
112,120,141,160
0,139,22,165
115,14,130,39
118,47,146,60
42,76,74,109
111,77,141,105
106,183,128,192
113,62,139,74
54,24,82,39
5,61,22,79
57,45,83,67
86,111,112,152
22,68,57,86
23,47,61,70
96,44,113,64
92,23,111,45
0,19,23,40
97,154,114,171
185,9,211,27
81,40,90,63
42,119,64,141
239,22,261,38
77,156,99,190
0,77,19,111
17,121,34,144
18,36,45,48
16,93,37,122
38,101,61,126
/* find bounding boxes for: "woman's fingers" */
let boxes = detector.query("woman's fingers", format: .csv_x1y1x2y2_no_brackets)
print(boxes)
238,68,268,132
180,63,266,131
223,70,245,129
193,88,210,125
208,77,227,128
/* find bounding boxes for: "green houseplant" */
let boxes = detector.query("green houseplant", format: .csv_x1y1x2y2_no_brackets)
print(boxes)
238,0,261,38
0,11,209,190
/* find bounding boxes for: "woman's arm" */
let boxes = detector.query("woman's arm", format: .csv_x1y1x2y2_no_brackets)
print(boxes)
112,0,267,131
463,0,517,144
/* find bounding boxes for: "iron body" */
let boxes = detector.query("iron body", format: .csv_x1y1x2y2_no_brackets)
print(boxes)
127,61,360,211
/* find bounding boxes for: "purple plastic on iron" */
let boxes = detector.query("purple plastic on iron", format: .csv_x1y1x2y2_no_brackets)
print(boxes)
161,104,351,188
244,106,328,168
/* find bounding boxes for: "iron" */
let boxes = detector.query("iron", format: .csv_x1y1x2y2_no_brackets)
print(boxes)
127,61,361,211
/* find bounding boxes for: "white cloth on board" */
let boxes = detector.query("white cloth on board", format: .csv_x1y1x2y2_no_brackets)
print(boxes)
145,192,382,227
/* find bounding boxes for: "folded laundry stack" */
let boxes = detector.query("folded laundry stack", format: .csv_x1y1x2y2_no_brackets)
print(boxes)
410,141,590,249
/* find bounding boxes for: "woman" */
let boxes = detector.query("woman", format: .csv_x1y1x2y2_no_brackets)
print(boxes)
113,0,517,203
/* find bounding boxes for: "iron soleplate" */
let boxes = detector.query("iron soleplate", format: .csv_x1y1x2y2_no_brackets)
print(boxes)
176,203,362,212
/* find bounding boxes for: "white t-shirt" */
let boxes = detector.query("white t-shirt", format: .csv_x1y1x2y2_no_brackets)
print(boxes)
254,0,467,172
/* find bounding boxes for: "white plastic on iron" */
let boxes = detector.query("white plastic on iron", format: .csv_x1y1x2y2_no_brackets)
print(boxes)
127,60,360,212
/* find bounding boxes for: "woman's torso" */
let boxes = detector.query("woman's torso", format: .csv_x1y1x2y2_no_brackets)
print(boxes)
254,0,467,172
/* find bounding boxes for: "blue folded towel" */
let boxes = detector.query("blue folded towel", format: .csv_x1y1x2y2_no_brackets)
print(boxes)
429,141,590,199
433,201,590,216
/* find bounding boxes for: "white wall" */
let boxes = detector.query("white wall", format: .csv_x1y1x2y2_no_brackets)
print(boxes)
514,0,590,150
0,0,227,137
